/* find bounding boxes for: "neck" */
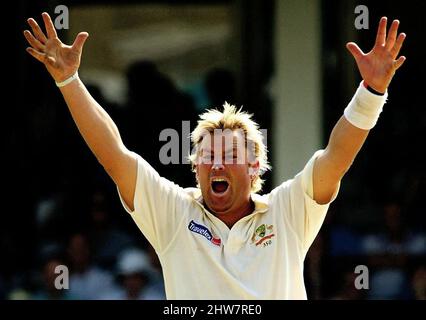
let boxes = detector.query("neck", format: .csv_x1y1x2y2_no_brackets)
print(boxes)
210,198,255,229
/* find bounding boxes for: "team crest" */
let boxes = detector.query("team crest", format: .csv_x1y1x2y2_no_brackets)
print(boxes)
251,224,275,246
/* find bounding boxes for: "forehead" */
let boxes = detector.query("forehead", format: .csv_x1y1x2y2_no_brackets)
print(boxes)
199,129,246,151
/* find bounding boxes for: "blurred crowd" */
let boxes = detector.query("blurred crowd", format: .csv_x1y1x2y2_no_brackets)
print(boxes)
305,196,425,300
1,60,424,300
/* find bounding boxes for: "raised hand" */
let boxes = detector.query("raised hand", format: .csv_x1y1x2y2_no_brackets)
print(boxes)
23,12,89,83
346,17,406,94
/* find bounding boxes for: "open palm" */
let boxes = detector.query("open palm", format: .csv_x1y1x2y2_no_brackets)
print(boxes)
24,12,89,83
346,17,406,94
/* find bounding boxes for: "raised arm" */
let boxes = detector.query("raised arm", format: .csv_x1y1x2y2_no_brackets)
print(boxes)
24,12,137,210
313,17,406,204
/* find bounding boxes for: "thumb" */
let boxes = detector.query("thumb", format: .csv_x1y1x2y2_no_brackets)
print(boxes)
346,42,364,62
72,32,89,52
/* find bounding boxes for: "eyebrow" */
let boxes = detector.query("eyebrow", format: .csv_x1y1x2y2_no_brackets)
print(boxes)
200,143,243,153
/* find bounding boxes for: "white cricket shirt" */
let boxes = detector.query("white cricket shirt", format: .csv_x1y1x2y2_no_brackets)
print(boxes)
117,150,338,299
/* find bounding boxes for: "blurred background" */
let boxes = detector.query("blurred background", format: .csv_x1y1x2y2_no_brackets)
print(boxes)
4,0,425,299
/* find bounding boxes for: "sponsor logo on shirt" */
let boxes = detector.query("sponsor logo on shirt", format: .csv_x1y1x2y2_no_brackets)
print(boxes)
251,224,275,247
188,220,221,246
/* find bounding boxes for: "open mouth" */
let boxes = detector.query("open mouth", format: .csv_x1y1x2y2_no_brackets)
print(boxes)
211,178,229,195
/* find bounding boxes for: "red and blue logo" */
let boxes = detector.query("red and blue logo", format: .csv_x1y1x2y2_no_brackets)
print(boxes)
188,220,221,246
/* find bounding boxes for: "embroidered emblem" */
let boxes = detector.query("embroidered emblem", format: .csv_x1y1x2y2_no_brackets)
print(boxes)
251,224,275,246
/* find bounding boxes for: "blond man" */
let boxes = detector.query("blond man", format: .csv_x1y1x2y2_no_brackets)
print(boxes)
24,13,405,299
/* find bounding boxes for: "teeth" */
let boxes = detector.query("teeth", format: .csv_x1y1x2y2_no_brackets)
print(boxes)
212,178,227,182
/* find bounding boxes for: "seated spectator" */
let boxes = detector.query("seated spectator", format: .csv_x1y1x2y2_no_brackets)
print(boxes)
32,256,75,300
101,248,165,300
67,233,115,299
330,270,366,300
411,266,426,300
88,190,135,269
361,199,425,299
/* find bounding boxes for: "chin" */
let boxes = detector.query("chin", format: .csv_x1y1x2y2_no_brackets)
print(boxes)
205,194,233,214
209,203,231,214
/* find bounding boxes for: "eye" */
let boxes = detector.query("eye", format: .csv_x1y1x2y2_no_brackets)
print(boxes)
223,152,240,164
200,153,214,163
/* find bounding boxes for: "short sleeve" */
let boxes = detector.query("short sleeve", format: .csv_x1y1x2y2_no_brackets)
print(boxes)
116,153,190,253
270,150,340,255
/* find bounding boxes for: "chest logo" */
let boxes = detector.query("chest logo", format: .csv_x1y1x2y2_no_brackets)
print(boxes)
188,220,221,246
251,224,275,247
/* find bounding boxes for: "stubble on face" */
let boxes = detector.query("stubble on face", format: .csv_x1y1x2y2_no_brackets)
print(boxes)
196,130,257,223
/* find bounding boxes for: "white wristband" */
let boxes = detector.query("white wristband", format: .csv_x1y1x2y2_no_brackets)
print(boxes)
55,72,79,87
343,81,388,130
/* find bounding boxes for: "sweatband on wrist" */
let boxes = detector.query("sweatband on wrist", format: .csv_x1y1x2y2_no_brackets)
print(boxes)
343,81,388,130
363,81,385,96
55,72,79,87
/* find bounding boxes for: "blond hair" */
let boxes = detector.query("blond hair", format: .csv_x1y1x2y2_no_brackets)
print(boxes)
189,102,270,193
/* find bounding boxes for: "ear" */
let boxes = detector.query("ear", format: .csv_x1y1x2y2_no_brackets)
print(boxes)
248,160,260,177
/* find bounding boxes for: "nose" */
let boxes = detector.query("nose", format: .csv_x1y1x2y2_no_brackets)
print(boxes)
211,161,225,171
